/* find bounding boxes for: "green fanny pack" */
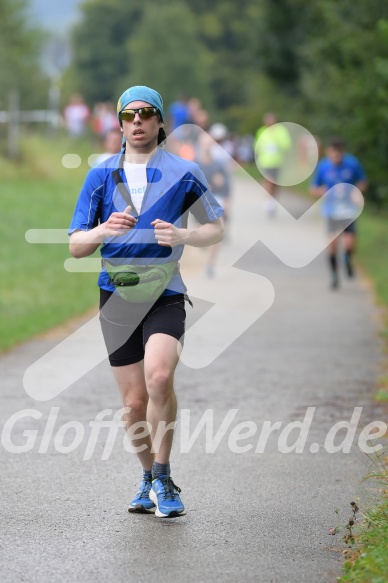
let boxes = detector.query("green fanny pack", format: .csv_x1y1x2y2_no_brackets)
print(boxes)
103,259,178,303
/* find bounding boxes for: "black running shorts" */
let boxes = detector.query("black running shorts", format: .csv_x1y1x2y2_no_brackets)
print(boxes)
99,289,186,367
327,218,356,234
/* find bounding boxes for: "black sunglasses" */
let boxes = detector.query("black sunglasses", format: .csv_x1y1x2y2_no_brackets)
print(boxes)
119,107,159,122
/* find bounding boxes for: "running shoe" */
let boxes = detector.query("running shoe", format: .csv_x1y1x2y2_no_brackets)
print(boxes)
128,475,156,513
149,476,185,518
330,271,339,290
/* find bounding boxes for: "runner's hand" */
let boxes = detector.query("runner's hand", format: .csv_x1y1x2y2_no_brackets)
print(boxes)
103,206,137,237
350,188,364,208
151,219,188,247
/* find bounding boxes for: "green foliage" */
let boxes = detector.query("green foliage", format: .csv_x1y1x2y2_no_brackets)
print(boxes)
70,0,263,114
0,0,49,109
182,0,262,110
375,389,388,403
69,0,144,104
120,2,212,109
299,1,388,206
339,492,388,582
255,0,314,95
70,0,213,107
357,208,388,306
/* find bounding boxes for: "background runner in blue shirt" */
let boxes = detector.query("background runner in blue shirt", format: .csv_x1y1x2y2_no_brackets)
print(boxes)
310,137,367,289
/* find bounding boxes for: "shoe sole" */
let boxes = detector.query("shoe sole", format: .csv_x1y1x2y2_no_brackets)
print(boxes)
149,489,186,518
128,504,155,514
155,510,186,518
154,508,187,518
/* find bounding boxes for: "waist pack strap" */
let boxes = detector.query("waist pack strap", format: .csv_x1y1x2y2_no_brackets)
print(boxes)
101,258,180,271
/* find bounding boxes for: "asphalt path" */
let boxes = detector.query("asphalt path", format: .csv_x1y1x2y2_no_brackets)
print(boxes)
0,174,385,582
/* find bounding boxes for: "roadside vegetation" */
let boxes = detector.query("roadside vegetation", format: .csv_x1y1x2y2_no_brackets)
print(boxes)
0,134,100,352
338,455,388,583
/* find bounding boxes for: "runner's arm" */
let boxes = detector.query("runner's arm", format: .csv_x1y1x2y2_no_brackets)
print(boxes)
355,179,367,193
151,217,224,248
310,185,327,197
69,206,136,258
350,179,368,207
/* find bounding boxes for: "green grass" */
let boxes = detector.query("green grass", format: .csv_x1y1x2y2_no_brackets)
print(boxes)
375,376,388,404
0,133,101,352
356,206,388,388
357,209,388,307
339,475,388,583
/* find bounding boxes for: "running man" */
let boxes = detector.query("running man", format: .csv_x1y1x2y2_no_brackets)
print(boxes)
68,86,224,517
196,131,232,277
310,137,367,289
92,128,123,166
254,113,291,216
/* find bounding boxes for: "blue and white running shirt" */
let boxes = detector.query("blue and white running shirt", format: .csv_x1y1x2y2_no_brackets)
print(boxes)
311,153,366,219
69,148,224,295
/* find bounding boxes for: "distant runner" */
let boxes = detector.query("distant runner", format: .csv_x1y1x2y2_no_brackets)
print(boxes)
254,113,291,216
310,137,367,289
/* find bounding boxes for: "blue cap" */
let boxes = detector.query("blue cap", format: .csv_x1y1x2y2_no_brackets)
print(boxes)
117,85,164,122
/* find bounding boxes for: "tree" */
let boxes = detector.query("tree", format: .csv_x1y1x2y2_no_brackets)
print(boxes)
119,2,212,108
69,0,263,115
183,0,263,111
0,0,48,109
69,0,145,105
299,0,388,205
254,0,318,96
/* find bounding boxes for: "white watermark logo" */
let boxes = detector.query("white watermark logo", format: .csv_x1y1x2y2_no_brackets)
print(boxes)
1,407,385,459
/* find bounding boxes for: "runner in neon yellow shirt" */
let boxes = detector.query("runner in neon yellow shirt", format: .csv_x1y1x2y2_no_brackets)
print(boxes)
254,113,291,216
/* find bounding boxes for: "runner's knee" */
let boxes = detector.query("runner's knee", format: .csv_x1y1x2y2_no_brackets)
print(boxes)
122,396,148,418
146,367,174,401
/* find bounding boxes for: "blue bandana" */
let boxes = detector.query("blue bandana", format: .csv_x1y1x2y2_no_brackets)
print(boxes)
117,86,165,122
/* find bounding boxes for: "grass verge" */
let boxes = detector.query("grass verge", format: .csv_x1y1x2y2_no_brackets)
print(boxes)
338,456,388,583
357,209,388,307
0,133,101,352
357,206,388,405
